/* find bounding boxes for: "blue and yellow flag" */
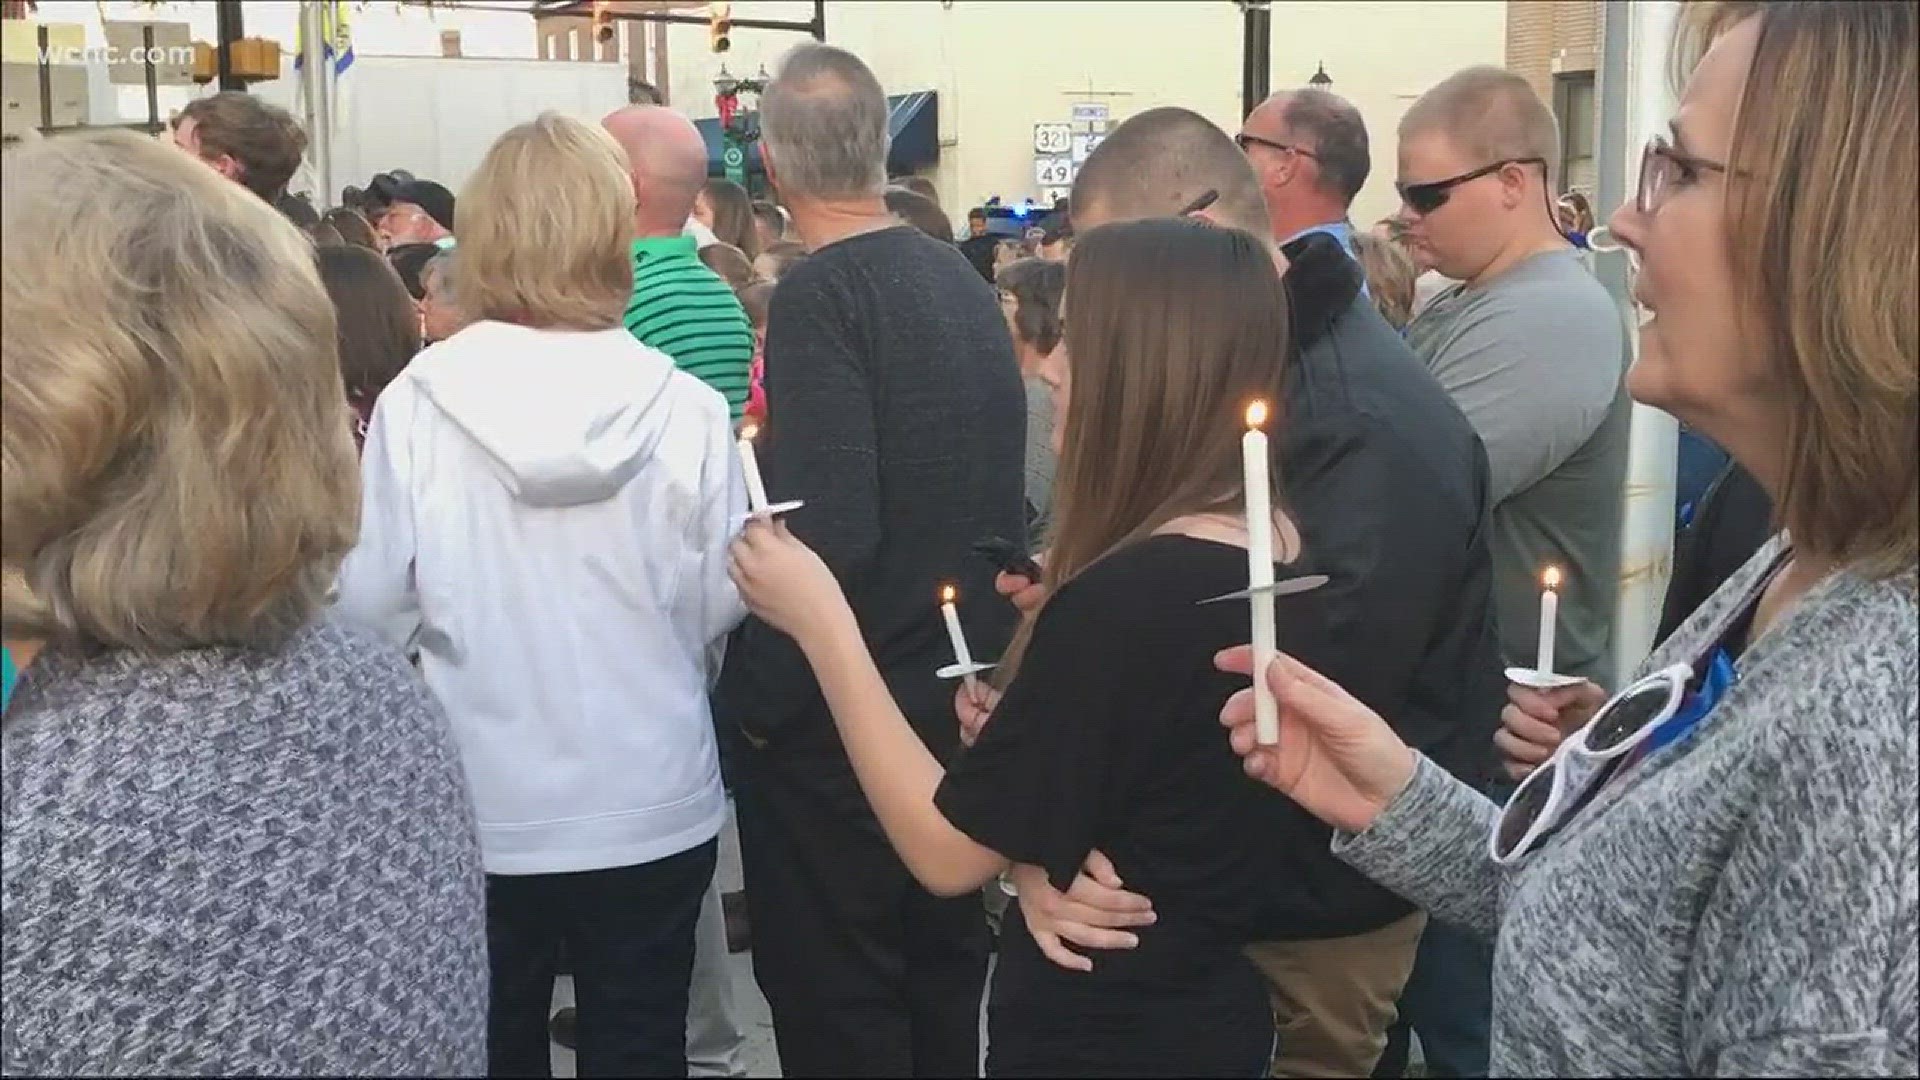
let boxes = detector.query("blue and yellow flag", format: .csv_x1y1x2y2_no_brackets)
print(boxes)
294,1,355,78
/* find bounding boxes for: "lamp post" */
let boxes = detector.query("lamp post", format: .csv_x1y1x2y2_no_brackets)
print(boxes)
713,66,769,187
1308,62,1333,89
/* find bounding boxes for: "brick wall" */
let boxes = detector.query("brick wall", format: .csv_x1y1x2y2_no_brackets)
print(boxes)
1507,0,1602,101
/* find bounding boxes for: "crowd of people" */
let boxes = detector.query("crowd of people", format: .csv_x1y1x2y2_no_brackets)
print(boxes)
2,1,1915,1078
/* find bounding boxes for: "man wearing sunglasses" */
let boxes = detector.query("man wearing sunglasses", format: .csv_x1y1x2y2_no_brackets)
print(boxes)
1237,88,1371,261
1378,64,1632,1080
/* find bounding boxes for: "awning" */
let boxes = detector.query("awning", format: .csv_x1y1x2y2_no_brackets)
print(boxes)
697,90,939,178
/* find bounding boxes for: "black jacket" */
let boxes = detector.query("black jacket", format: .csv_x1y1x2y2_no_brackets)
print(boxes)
1253,234,1506,940
1657,461,1773,643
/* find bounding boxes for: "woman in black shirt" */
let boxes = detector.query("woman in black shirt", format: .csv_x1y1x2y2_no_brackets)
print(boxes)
730,218,1298,1077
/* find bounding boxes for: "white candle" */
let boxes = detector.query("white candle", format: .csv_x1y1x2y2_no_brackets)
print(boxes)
939,585,981,697
737,423,770,513
1536,566,1561,676
1243,401,1279,746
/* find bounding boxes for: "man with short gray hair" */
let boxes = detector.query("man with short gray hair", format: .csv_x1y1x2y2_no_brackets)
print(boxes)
714,41,1021,1078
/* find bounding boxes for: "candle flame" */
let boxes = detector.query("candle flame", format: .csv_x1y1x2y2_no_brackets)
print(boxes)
1245,400,1269,430
1543,566,1562,590
740,422,760,442
939,584,957,604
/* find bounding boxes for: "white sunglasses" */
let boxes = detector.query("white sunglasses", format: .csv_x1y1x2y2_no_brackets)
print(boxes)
1490,662,1694,865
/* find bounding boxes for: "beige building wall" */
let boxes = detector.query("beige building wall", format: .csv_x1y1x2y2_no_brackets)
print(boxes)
656,1,1504,231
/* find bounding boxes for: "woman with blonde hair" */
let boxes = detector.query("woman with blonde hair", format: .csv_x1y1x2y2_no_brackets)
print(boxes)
728,218,1298,1076
1,130,486,1075
1218,2,1918,1074
1352,230,1418,330
335,112,746,1077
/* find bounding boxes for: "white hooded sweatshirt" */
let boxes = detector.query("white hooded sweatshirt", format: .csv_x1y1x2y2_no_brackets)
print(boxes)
336,321,746,876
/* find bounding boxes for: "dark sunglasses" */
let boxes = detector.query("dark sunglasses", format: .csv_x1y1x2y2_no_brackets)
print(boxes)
1235,133,1319,160
1396,157,1546,215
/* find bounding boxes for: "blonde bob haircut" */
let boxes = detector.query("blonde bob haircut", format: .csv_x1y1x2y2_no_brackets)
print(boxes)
457,112,635,330
1680,1,1917,580
1,130,359,650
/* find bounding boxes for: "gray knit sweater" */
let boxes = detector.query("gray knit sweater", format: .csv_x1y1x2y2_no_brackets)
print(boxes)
1336,536,1918,1076
2,619,488,1076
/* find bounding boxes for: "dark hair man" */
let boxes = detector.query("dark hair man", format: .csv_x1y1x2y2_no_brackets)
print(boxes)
958,207,997,281
171,91,307,206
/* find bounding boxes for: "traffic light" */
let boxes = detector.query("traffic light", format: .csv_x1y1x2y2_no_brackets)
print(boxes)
709,1,732,54
592,0,614,44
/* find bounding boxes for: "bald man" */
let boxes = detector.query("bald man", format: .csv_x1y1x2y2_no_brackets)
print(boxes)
604,106,756,421
1239,89,1372,256
599,105,757,1080
999,107,1504,1078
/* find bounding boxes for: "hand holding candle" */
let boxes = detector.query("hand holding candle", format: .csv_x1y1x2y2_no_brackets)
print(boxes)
1242,401,1280,746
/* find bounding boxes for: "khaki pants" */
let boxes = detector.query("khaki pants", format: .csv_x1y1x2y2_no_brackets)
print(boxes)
1245,911,1427,1078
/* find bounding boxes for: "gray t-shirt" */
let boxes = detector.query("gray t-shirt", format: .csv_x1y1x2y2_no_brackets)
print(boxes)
1024,374,1056,540
1407,249,1630,682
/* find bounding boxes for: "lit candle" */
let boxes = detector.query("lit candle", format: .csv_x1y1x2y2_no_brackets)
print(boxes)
737,423,770,513
1536,566,1561,676
939,585,981,698
1243,401,1279,746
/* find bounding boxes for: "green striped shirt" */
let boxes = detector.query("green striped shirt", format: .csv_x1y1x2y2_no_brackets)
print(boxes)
623,235,754,419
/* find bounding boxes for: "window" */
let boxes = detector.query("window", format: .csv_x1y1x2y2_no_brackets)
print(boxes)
1554,71,1597,194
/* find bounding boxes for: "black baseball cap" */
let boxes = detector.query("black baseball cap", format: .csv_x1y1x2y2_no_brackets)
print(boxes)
389,179,455,232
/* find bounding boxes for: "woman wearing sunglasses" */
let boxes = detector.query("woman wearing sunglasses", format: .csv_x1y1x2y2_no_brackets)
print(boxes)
1220,2,1916,1076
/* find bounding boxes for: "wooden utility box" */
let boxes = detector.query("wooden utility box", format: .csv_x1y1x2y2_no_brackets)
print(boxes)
191,37,283,84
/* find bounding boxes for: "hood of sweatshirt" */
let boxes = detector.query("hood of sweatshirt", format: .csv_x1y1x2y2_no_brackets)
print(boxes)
408,321,678,508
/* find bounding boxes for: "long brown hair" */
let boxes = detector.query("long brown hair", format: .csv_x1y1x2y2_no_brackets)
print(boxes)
702,178,762,260
1676,1,1916,580
316,244,420,404
1002,217,1291,678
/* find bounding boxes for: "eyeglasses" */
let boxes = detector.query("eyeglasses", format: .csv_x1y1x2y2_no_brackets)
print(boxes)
1635,132,1729,215
1491,662,1695,864
1235,133,1319,160
1395,157,1545,216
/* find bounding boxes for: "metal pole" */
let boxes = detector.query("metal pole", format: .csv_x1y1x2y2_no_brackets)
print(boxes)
215,0,244,91
1240,1,1270,118
812,0,825,41
1600,0,1682,686
142,24,159,134
300,2,328,201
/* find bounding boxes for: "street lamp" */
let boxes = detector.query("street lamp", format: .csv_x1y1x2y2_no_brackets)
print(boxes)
713,66,739,98
1308,62,1333,89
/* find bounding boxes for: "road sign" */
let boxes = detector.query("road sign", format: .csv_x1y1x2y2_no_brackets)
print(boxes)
1070,102,1109,124
1034,155,1073,187
721,142,746,184
1032,122,1073,155
1040,186,1071,207
1070,132,1105,164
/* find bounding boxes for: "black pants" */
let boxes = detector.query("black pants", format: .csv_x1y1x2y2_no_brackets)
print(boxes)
486,841,717,1078
737,742,990,1077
